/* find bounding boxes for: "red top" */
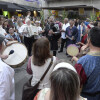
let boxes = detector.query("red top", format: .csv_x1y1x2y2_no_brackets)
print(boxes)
81,34,88,44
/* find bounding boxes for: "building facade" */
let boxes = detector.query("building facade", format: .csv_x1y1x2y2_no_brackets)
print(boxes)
42,0,100,20
0,0,41,18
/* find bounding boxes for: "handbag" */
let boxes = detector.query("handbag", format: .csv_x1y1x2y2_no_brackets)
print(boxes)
22,57,53,100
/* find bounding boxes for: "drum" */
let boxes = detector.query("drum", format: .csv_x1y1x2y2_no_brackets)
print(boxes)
2,42,28,68
67,44,79,56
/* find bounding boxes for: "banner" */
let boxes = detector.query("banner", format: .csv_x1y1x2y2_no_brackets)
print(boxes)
51,10,58,17
79,8,85,15
96,11,100,20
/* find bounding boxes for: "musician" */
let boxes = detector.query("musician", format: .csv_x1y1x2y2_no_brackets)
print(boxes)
42,19,50,37
58,18,70,53
19,18,35,56
34,21,42,39
0,34,15,100
6,28,21,42
71,43,90,63
65,20,78,48
77,22,86,43
74,27,100,100
26,11,31,20
48,22,61,56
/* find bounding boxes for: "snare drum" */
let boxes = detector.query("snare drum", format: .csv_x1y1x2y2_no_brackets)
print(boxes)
2,42,28,68
67,44,79,56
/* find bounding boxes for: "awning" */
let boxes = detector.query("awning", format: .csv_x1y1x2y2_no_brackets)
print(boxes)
0,1,40,12
42,5,99,11
0,1,8,9
0,1,26,12
13,3,39,11
7,3,25,11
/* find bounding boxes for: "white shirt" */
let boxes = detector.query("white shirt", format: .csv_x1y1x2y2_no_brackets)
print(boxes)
0,26,6,36
0,58,15,100
37,26,42,33
19,24,34,37
61,23,70,39
31,56,57,89
17,25,23,34
33,26,42,39
26,15,30,19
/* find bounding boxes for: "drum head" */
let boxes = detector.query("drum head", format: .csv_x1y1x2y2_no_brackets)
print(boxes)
67,44,79,56
2,42,28,68
7,40,18,44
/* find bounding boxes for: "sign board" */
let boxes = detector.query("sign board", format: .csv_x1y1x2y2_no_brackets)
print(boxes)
79,8,85,15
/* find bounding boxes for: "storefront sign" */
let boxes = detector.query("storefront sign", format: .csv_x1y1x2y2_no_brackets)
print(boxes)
79,8,84,15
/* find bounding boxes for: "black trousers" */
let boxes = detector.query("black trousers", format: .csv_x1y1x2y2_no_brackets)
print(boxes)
53,51,57,56
24,36,34,56
60,38,66,52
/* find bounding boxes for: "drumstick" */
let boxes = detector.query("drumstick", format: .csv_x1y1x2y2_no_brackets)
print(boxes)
9,50,14,55
66,35,72,40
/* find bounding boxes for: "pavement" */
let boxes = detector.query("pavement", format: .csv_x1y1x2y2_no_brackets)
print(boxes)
15,48,74,100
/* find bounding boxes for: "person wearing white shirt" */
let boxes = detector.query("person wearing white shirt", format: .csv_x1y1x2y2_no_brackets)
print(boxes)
19,18,35,56
58,18,70,53
35,21,43,38
26,11,31,20
11,16,15,23
0,21,7,36
0,34,15,100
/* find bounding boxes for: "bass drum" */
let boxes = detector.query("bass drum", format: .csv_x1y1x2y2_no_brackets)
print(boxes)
2,41,28,68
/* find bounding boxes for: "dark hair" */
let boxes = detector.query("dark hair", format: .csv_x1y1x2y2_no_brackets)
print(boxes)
88,27,100,47
32,37,52,66
50,68,80,100
8,19,14,28
94,21,98,27
27,11,31,15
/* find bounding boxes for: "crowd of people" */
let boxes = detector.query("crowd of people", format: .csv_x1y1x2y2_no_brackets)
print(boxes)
0,10,100,100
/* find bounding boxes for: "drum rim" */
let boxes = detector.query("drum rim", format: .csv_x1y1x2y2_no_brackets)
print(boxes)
2,42,28,68
67,44,79,56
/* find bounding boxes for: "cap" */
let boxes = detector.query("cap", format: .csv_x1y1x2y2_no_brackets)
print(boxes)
0,34,5,44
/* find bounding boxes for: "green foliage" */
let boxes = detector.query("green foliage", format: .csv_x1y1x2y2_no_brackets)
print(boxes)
62,9,68,21
90,12,97,21
48,10,52,17
40,10,44,26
